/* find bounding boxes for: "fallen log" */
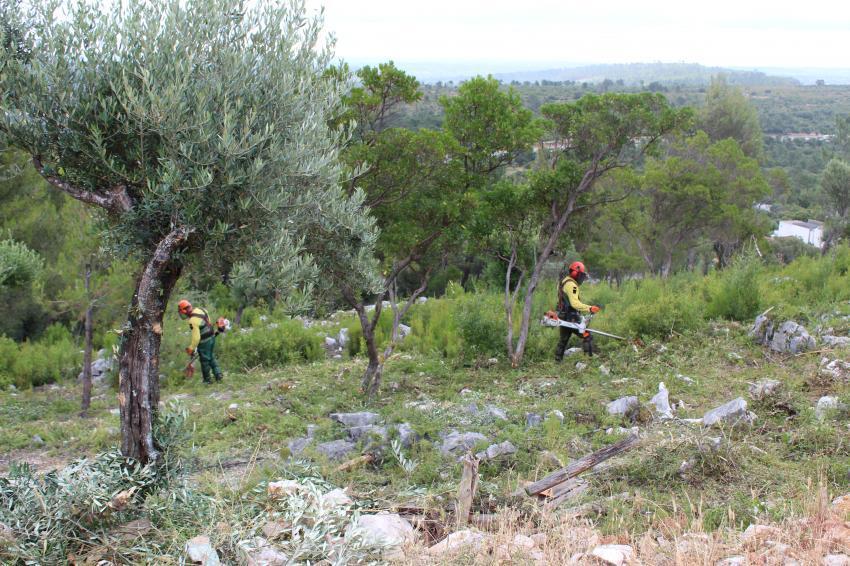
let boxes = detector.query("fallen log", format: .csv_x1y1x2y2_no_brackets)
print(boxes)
542,478,589,511
525,434,639,496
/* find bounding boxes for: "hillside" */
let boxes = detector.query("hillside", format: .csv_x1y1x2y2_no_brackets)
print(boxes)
1,253,849,563
491,62,799,87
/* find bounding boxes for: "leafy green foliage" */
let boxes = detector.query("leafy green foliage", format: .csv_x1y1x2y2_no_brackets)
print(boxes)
699,75,765,160
618,132,770,275
0,236,42,289
0,324,80,389
705,253,763,321
441,76,543,177
0,404,188,563
1,0,378,324
219,320,324,371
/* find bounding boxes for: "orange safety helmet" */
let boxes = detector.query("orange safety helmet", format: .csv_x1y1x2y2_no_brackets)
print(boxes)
568,261,586,280
177,299,193,316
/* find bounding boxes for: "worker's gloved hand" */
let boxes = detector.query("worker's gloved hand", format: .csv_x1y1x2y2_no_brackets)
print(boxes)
185,347,194,355
590,305,601,314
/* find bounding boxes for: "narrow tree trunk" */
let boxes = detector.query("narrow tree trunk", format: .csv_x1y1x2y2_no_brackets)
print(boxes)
80,262,93,417
119,228,188,465
235,304,245,327
661,252,673,278
353,296,384,397
510,222,564,367
503,244,524,363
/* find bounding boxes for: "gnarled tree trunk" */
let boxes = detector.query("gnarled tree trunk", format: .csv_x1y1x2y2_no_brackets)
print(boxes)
118,228,188,465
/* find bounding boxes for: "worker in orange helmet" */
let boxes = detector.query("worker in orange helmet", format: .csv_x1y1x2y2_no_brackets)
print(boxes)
555,261,601,360
177,299,223,383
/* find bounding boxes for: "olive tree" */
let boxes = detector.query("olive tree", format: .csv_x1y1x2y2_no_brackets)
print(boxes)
0,0,376,464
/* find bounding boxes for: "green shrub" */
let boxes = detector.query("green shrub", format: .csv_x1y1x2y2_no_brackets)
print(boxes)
453,291,505,361
614,276,705,339
0,326,81,389
219,319,323,370
705,253,763,321
403,298,460,360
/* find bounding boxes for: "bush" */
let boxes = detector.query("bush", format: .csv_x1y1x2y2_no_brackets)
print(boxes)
453,291,505,361
219,318,323,370
0,325,80,389
403,298,460,360
614,276,705,339
705,253,763,321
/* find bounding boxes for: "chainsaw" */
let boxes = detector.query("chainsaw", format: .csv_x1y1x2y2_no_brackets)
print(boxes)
541,310,626,340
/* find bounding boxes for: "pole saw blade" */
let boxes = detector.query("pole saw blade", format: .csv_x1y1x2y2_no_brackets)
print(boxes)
585,328,626,341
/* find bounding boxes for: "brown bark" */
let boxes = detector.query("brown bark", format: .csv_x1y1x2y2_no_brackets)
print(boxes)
118,228,189,465
32,155,133,216
80,262,94,417
455,453,479,526
525,435,640,496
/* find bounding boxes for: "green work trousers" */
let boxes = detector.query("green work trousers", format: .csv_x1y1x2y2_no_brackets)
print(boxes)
197,336,222,383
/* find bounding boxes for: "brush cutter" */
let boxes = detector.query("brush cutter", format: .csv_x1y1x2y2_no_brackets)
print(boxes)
541,310,626,340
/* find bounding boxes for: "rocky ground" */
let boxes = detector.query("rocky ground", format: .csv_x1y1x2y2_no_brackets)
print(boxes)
1,311,849,564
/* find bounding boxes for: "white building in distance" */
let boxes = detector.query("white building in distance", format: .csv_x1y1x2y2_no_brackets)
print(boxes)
773,219,824,248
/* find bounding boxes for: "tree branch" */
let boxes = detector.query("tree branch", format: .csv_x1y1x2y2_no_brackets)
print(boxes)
136,227,192,318
32,155,133,215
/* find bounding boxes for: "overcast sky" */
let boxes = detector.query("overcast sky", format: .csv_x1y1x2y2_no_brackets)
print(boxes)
303,0,850,71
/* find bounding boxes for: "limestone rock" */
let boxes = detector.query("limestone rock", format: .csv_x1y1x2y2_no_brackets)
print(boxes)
752,316,816,354
591,543,634,565
832,494,850,515
320,488,353,508
238,537,288,566
261,521,288,540
440,431,489,456
607,396,639,416
185,535,221,566
748,379,783,401
485,404,508,421
426,529,486,556
475,441,517,461
702,397,755,427
741,524,781,544
347,425,388,442
316,439,356,461
816,396,847,420
351,513,416,550
819,357,850,381
650,382,674,420
822,335,850,348
772,321,816,353
329,412,380,427
398,324,412,339
716,557,747,566
394,423,418,448
823,554,850,566
550,409,565,423
526,413,543,428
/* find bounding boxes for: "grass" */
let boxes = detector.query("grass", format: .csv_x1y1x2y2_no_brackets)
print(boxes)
1,315,848,551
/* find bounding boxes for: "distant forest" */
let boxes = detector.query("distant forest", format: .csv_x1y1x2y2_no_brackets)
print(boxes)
387,66,850,215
